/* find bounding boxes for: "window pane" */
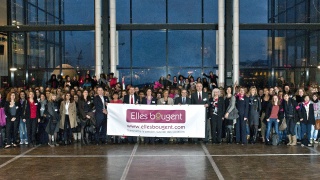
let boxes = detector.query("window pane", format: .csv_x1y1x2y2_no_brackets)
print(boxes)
64,31,95,69
64,0,94,24
168,30,202,67
118,31,130,68
132,31,166,67
117,0,130,24
204,0,218,23
132,0,165,23
204,30,216,67
240,0,268,23
240,31,268,64
168,0,201,23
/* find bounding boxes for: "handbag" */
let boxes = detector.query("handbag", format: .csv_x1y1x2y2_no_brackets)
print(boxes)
279,118,287,131
0,108,5,126
315,119,320,130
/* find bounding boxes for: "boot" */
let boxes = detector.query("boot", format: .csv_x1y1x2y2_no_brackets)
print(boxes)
290,135,297,146
287,135,292,146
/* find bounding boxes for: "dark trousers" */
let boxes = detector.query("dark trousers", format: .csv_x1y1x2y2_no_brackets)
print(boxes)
236,114,247,144
38,117,49,144
287,117,296,136
144,137,155,144
211,115,222,143
27,118,38,144
95,118,107,143
301,123,312,140
63,115,72,142
6,119,19,144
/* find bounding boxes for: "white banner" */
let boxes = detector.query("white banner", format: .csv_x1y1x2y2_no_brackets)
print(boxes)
107,104,206,138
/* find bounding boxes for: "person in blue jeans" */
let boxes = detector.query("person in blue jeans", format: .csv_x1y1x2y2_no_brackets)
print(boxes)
300,95,315,146
19,91,28,145
265,95,283,143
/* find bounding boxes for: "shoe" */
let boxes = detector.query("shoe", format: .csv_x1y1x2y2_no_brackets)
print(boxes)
287,135,292,146
314,139,319,144
48,142,54,147
290,136,297,146
4,144,11,148
20,141,24,145
25,141,28,145
12,143,17,147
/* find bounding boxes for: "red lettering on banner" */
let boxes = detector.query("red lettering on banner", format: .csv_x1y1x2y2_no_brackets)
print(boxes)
126,109,186,123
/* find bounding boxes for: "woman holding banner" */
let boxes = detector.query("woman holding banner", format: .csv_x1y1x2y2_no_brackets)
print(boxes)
142,88,158,144
157,90,174,144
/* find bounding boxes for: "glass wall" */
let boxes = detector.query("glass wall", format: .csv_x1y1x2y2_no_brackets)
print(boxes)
268,0,320,87
117,0,218,86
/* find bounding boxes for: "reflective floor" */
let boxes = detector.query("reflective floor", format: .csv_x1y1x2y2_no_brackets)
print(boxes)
0,143,320,180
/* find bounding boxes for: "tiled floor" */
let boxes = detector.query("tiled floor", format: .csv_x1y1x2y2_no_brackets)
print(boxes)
0,143,319,179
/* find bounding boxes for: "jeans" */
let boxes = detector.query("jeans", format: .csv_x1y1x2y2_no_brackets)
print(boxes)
279,129,287,141
295,123,301,140
301,123,312,140
266,118,279,140
19,118,28,141
310,125,318,140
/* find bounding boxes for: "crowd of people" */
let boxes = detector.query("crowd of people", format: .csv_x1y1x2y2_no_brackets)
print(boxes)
0,70,319,149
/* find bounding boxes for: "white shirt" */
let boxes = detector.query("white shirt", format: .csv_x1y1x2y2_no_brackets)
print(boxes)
130,95,134,104
100,95,105,109
65,101,69,115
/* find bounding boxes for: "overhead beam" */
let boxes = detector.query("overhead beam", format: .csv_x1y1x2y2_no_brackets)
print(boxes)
0,23,320,32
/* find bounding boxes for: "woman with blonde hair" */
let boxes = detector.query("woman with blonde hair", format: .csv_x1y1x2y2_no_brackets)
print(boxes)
45,93,60,147
157,90,174,144
248,86,261,144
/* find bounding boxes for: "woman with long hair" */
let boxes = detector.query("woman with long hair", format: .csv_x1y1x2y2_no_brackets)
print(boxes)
4,92,21,148
45,93,60,147
24,91,40,147
78,90,94,145
60,92,77,145
38,93,48,145
248,87,261,144
260,88,271,143
224,86,238,144
265,95,283,143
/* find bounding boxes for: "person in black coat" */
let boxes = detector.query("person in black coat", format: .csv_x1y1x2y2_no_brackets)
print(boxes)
174,89,191,105
0,92,6,148
174,89,191,144
4,92,21,148
191,82,209,143
248,87,261,144
209,88,225,144
93,86,109,145
282,93,302,145
235,87,249,145
300,95,315,145
123,86,140,143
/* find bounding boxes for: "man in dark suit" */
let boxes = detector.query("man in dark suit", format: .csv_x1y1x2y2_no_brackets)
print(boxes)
123,86,140,143
174,89,191,144
93,86,109,145
174,89,191,105
191,82,209,144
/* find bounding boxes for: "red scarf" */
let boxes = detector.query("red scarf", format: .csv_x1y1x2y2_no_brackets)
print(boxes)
303,101,309,107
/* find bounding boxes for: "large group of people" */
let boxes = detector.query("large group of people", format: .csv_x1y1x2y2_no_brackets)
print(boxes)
0,70,319,149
